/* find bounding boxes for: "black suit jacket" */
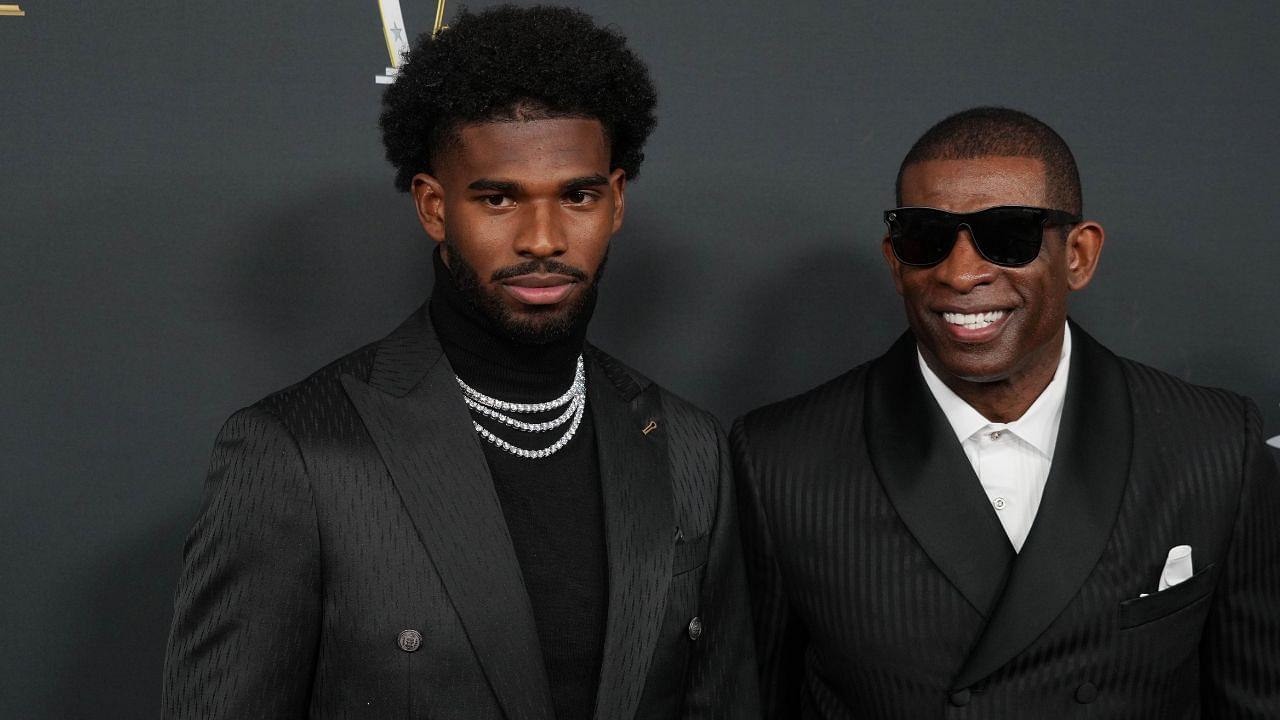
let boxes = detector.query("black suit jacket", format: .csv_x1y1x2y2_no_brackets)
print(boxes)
734,322,1280,718
163,306,758,719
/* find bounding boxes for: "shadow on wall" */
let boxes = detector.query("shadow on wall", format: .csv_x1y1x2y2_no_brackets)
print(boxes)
710,241,902,422
589,216,902,423
219,178,429,381
46,513,192,718
589,220,694,367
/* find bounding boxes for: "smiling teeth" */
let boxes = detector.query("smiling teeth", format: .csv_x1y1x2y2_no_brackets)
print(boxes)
943,310,1007,330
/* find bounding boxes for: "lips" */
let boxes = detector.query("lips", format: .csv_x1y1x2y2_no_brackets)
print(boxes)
500,274,577,305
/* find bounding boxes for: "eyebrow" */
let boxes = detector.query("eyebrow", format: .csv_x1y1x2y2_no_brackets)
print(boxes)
467,175,610,194
562,174,610,191
467,179,520,192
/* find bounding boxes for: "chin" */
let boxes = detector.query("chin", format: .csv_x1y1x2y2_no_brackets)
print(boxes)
930,345,1019,384
496,308,577,344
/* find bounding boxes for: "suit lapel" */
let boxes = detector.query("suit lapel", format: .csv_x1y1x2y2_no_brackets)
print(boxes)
952,322,1134,689
340,307,555,720
866,332,1016,617
588,350,674,720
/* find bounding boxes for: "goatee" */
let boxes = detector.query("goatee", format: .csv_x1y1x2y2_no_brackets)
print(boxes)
443,239,606,345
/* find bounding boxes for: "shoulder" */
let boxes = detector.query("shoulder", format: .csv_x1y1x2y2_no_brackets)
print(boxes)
1121,353,1249,425
733,359,875,456
1066,322,1256,438
1115,354,1257,440
586,343,721,436
253,340,380,424
214,339,386,458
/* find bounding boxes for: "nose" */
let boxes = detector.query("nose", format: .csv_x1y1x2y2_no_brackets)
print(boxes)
513,200,568,259
932,226,996,292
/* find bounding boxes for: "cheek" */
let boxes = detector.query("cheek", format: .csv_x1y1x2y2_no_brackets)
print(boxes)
898,276,932,311
566,215,614,257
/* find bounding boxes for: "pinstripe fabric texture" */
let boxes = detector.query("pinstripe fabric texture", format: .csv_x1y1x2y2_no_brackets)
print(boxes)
162,305,758,719
734,322,1280,719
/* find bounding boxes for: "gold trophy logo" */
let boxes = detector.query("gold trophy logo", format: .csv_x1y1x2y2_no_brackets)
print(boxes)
375,0,447,85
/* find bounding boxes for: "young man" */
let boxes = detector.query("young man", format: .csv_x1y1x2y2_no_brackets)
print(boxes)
163,7,756,719
735,107,1280,717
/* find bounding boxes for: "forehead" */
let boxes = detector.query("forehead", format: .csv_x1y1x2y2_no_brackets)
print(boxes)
899,156,1049,213
442,117,610,181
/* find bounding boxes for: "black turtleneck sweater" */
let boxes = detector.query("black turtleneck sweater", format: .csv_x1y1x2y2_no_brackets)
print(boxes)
428,251,606,720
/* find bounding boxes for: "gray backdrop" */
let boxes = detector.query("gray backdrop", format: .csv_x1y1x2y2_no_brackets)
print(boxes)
4,1,1278,716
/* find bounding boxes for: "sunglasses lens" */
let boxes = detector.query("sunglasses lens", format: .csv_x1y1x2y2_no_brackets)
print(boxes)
968,208,1045,266
886,207,1053,267
888,210,954,265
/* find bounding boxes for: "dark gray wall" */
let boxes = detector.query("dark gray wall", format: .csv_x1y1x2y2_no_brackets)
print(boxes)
3,1,1278,716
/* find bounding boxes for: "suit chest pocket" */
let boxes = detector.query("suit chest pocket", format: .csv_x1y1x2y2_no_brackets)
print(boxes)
672,533,710,576
1118,563,1217,629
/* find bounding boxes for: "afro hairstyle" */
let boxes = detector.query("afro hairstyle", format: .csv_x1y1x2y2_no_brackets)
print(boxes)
379,4,658,192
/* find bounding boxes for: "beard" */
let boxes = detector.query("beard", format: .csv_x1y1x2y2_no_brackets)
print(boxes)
444,238,607,345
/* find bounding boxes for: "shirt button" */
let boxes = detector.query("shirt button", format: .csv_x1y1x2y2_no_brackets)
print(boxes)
989,430,1003,440
687,616,703,640
992,497,1007,510
397,629,422,652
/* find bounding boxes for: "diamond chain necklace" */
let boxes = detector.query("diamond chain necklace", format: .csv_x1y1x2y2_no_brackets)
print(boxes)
455,354,587,459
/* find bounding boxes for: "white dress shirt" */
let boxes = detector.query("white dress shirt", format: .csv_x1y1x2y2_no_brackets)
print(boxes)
917,325,1072,552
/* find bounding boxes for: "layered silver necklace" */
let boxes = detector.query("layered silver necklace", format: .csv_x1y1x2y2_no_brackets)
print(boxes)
455,354,587,459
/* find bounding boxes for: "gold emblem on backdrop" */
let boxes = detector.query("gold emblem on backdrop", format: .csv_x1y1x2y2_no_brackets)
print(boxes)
375,0,447,85
0,4,26,17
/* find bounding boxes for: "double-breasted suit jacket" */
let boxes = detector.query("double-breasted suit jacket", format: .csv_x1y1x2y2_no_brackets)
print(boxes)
733,322,1280,718
163,306,758,719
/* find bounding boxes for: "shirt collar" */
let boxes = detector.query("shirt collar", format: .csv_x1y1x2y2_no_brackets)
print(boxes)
917,324,1073,458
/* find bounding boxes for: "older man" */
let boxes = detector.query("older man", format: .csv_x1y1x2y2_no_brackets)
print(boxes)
735,107,1280,718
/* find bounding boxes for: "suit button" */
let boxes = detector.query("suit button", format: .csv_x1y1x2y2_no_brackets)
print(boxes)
687,616,703,640
397,629,422,652
1075,681,1098,704
949,689,971,707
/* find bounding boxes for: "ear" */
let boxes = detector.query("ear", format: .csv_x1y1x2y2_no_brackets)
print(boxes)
411,172,447,246
1064,220,1104,291
608,168,627,234
881,234,906,296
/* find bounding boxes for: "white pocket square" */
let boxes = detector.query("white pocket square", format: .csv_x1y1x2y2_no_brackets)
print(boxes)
1138,545,1193,598
1157,544,1193,592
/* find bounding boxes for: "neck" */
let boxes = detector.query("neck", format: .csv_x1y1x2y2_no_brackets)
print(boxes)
428,249,590,403
926,331,1065,423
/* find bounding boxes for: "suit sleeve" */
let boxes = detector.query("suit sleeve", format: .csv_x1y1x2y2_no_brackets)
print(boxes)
679,423,762,719
1200,400,1280,716
732,418,807,719
162,406,321,719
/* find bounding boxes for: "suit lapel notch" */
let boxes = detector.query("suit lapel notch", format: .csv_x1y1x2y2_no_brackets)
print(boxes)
953,323,1134,690
589,354,673,720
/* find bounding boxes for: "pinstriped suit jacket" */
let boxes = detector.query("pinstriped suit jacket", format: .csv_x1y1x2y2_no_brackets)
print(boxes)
162,305,758,719
733,322,1280,719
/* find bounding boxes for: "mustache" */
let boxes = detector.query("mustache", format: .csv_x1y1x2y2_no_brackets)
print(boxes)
490,260,589,283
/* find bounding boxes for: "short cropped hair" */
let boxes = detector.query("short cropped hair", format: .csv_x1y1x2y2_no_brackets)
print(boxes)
379,4,658,192
895,107,1082,215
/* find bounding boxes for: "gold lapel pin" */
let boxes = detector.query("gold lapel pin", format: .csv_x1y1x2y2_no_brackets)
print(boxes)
0,5,26,17
642,420,658,436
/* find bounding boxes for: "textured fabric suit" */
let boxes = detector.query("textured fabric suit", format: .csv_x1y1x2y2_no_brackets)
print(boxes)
163,306,757,719
733,322,1280,718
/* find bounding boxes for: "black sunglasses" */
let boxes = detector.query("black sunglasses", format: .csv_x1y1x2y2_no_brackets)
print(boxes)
884,205,1082,267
